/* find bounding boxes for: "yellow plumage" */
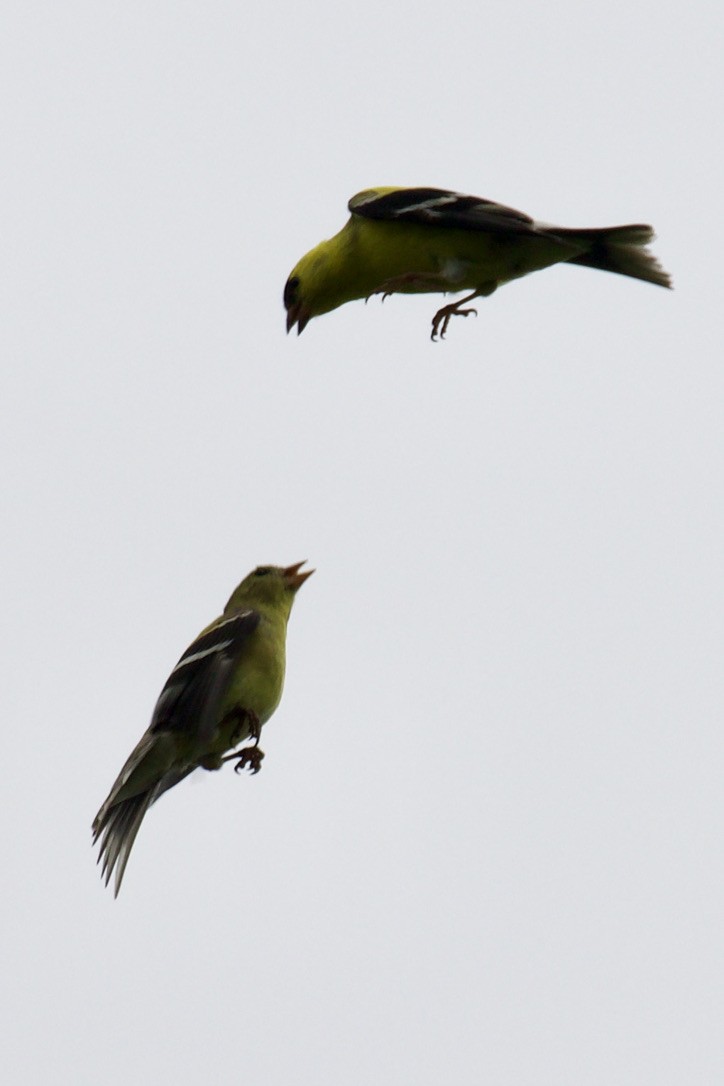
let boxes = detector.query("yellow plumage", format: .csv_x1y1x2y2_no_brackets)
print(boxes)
284,187,671,339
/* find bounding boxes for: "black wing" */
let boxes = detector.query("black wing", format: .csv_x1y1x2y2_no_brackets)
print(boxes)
150,608,261,746
349,187,536,236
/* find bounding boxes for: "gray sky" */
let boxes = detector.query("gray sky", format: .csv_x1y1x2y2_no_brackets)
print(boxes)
3,1,723,1082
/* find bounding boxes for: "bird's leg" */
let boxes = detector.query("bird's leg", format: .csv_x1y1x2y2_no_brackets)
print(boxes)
367,271,450,303
218,708,265,775
244,709,263,746
220,706,261,747
430,283,497,340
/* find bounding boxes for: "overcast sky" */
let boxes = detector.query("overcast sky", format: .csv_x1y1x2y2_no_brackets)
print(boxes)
3,1,723,1083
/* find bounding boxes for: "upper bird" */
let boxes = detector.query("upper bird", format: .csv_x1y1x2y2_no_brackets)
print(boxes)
284,187,671,340
92,562,313,896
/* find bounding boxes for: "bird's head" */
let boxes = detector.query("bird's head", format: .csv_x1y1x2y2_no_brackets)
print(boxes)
225,562,314,618
284,237,350,334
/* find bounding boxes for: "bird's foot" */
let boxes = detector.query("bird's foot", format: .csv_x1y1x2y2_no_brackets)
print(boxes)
430,283,496,340
217,708,264,773
221,745,266,775
430,302,477,341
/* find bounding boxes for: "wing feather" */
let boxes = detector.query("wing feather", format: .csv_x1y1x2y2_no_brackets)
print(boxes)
349,187,536,236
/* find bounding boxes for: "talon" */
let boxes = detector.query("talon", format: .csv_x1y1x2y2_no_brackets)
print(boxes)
223,745,266,775
235,747,265,775
366,288,393,304
430,302,478,341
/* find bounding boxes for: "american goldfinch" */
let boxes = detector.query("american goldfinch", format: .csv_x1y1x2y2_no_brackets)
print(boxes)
92,562,313,896
284,187,671,340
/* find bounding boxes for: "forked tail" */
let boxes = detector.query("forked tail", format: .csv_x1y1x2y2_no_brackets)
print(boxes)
562,224,672,288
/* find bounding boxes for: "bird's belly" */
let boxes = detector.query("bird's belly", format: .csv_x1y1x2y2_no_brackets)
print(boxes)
358,224,541,294
210,648,286,757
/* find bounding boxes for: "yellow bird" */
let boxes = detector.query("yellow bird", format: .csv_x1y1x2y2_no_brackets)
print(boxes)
284,187,671,340
93,563,313,895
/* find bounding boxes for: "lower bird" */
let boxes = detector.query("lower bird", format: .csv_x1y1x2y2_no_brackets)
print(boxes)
92,562,313,896
284,186,671,340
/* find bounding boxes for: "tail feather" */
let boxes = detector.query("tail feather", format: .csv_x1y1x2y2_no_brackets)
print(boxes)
93,791,155,898
560,224,672,288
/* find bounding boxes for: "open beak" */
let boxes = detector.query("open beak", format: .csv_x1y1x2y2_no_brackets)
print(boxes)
285,303,311,335
282,560,314,591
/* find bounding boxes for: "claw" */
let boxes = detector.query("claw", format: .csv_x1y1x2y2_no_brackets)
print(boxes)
231,747,265,775
429,282,495,340
431,304,478,341
220,744,265,775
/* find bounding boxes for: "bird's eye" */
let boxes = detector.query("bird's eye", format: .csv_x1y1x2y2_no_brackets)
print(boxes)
254,567,272,577
284,276,300,308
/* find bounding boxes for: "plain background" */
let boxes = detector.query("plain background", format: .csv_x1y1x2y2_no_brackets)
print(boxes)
3,1,723,1083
